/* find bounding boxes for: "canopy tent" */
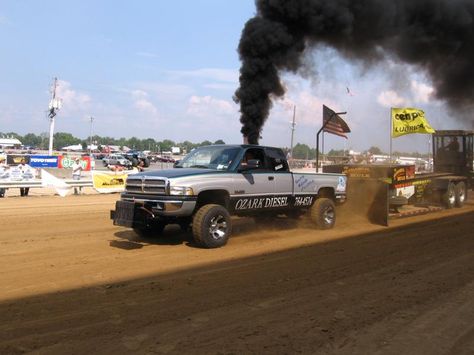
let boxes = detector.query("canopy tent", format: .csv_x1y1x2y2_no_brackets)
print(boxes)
61,144,83,151
0,138,22,148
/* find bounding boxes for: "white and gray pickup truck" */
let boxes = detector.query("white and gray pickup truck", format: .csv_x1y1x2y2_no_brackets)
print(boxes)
111,144,347,248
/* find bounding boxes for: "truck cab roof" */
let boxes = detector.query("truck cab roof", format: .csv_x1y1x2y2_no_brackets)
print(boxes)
175,144,289,172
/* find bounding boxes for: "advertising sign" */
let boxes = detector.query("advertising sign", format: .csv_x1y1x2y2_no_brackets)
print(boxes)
58,156,91,171
6,155,30,165
0,166,36,182
391,108,435,138
29,155,59,168
92,172,127,193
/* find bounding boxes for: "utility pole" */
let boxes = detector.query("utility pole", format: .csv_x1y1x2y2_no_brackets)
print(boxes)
289,105,296,159
89,116,94,159
47,77,61,155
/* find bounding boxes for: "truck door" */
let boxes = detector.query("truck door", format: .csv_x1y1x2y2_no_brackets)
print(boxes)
264,147,293,198
231,147,276,212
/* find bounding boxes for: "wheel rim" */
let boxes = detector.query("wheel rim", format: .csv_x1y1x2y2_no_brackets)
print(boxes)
323,205,335,225
209,215,228,240
448,187,456,205
458,187,466,203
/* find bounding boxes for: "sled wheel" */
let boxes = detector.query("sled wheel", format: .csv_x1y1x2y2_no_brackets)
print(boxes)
455,182,467,207
441,183,456,209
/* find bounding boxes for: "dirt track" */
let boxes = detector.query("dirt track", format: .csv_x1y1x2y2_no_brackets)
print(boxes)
1,193,473,354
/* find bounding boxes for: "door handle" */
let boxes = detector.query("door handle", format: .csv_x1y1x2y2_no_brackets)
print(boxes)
268,176,274,181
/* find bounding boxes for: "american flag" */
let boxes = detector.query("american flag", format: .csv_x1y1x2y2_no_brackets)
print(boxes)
322,105,351,139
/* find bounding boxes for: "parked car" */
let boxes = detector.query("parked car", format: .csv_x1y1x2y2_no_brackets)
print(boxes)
102,154,132,167
123,151,151,167
155,155,175,163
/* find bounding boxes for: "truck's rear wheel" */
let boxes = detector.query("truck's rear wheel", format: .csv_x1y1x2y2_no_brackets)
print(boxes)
455,182,467,207
192,204,231,248
133,222,165,238
441,182,456,209
310,198,336,229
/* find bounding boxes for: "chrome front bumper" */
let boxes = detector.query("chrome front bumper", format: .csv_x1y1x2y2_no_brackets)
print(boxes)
120,197,197,217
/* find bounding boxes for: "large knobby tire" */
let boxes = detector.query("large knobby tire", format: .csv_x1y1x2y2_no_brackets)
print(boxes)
192,204,232,248
455,182,467,208
133,222,166,238
441,182,456,209
310,198,336,229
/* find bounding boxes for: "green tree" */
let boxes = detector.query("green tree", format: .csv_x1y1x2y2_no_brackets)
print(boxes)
327,149,346,156
142,138,156,151
127,136,141,150
159,139,176,152
117,137,128,149
1,132,22,140
39,132,49,150
367,146,383,155
292,143,316,159
199,140,212,147
53,132,81,150
22,133,42,148
214,139,225,145
180,140,197,154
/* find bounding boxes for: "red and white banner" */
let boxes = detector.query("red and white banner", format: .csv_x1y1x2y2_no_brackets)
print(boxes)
58,156,92,171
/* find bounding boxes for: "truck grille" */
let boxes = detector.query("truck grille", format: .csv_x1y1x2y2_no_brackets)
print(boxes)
126,177,168,195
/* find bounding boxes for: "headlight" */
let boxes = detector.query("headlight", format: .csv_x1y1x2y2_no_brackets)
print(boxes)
169,186,194,196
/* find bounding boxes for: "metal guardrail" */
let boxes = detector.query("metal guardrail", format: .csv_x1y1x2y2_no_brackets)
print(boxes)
0,180,93,189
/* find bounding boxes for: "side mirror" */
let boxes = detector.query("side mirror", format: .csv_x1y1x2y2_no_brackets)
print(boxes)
173,160,180,168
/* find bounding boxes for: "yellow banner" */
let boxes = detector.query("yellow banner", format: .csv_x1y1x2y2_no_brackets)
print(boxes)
391,108,435,138
92,173,128,193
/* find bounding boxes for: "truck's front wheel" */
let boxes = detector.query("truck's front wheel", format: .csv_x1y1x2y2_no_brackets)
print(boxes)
192,204,232,248
310,198,336,229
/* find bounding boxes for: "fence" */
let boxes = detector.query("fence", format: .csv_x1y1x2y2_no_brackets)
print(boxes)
0,179,93,189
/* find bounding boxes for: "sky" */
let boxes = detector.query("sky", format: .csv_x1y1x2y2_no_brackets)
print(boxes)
0,0,472,154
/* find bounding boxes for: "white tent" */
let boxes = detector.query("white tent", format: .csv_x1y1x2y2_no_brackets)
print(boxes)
0,138,22,148
61,144,83,151
103,145,130,152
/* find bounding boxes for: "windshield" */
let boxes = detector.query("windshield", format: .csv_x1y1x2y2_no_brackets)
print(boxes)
176,146,240,170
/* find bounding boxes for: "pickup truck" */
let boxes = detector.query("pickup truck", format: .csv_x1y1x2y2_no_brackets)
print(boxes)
111,144,347,248
102,154,132,168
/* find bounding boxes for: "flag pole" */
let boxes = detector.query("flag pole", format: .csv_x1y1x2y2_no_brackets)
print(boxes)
316,110,347,172
322,131,325,169
389,108,393,163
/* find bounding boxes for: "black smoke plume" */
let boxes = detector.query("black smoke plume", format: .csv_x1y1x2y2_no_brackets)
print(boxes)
234,0,474,144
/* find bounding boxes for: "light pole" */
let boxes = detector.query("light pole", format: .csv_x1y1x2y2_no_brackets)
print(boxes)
89,116,94,159
47,77,61,155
